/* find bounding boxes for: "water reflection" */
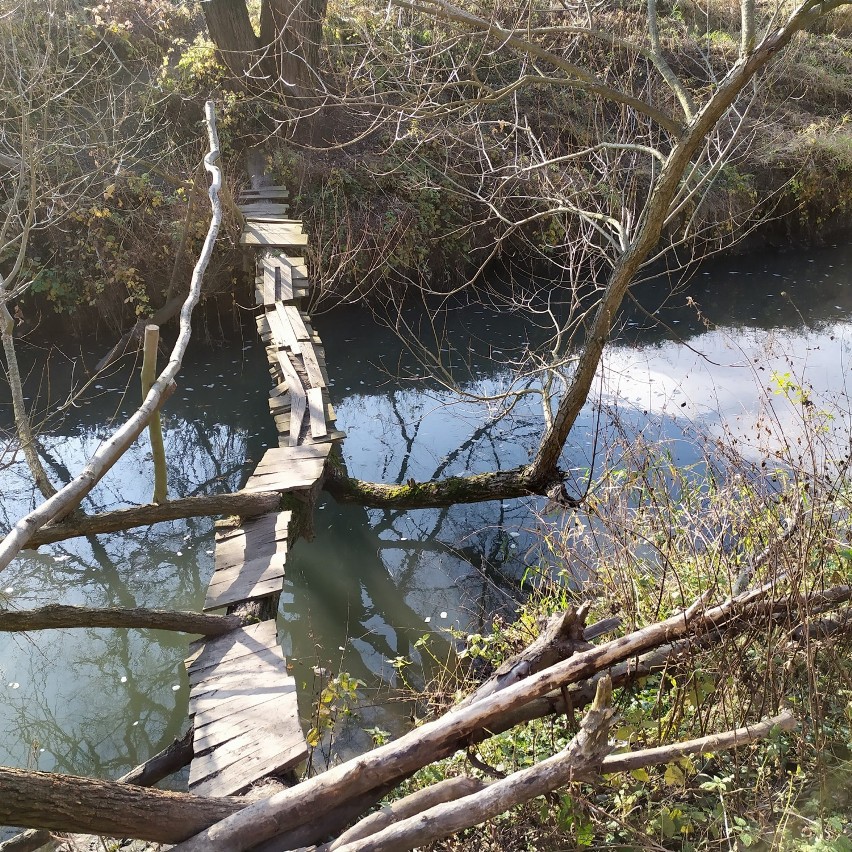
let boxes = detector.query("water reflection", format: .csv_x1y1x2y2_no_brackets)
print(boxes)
1,242,852,807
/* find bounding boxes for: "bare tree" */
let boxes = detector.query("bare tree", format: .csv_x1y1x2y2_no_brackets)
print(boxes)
312,0,844,508
0,0,160,498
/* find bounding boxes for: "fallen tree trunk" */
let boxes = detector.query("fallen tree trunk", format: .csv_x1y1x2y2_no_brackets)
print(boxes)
321,678,617,852
458,605,594,709
323,708,794,852
0,604,244,636
169,579,796,852
0,729,195,852
0,766,243,844
24,490,279,547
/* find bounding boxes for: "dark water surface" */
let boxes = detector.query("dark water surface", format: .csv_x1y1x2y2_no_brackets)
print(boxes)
2,242,852,815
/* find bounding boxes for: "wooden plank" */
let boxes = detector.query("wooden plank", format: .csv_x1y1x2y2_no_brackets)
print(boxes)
242,465,322,493
189,680,294,718
189,735,305,797
240,186,289,199
188,638,282,682
238,203,290,217
307,387,328,439
241,221,308,247
275,349,305,397
189,660,288,699
251,444,333,469
204,558,286,610
213,513,289,572
188,646,285,687
300,342,325,390
282,304,311,341
192,690,285,731
276,254,308,280
267,305,301,354
288,385,306,446
274,302,303,352
261,257,296,302
186,622,279,672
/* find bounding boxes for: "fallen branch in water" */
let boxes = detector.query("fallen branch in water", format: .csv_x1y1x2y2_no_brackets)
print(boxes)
0,604,245,636
23,490,280,547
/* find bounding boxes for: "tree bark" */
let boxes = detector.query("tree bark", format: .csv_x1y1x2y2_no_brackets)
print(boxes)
327,777,487,849
200,0,260,82
457,606,593,709
0,766,244,844
321,679,616,852
24,490,280,548
324,463,545,509
0,604,244,636
0,730,195,852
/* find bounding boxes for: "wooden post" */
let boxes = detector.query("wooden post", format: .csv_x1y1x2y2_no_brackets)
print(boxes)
142,324,168,503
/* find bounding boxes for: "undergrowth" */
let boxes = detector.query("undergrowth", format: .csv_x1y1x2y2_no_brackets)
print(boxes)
381,384,852,850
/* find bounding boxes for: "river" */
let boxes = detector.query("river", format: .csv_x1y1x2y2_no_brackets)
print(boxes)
1,242,851,815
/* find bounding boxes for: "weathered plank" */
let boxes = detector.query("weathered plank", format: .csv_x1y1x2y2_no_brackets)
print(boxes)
288,383,306,446
212,512,289,573
282,304,311,341
186,621,278,673
241,220,308,247
240,186,289,199
307,387,328,439
238,203,291,218
187,620,306,796
300,342,326,390
204,556,286,610
242,444,332,492
267,305,301,354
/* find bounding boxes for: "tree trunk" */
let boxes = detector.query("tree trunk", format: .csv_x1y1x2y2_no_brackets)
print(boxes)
0,766,244,843
0,303,57,500
260,0,328,107
24,490,280,548
0,604,244,636
323,463,545,509
200,0,260,82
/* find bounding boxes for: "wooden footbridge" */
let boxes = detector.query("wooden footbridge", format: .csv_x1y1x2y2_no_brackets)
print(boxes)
183,184,344,797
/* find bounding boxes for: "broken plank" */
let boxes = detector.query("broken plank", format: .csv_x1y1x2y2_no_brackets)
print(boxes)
282,304,311,341
300,342,325,390
307,387,328,439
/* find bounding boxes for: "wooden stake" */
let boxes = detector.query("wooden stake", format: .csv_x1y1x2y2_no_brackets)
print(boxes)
142,324,168,503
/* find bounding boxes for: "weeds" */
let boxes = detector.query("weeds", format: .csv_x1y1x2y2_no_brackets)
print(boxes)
385,380,852,850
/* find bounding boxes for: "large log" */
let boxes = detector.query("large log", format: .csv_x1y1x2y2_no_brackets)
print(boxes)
24,491,280,548
170,580,790,852
321,679,617,852
0,766,243,843
0,605,243,636
0,730,195,852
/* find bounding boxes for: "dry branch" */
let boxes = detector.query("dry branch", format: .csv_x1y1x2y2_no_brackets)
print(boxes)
0,604,244,636
0,100,223,569
322,679,616,852
599,709,796,775
327,777,487,849
24,490,280,547
171,579,794,852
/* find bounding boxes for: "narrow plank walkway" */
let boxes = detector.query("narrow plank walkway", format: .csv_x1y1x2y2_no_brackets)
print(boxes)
184,182,345,798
